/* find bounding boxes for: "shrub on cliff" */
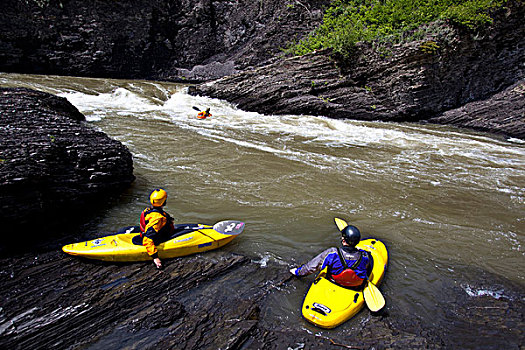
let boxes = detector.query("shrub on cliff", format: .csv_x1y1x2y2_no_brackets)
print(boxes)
287,0,507,58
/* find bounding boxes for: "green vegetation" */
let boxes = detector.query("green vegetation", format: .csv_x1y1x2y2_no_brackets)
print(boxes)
286,0,506,58
319,96,334,103
419,40,441,53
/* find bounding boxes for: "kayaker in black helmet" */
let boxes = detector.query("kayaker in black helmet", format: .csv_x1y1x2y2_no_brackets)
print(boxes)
139,188,175,269
289,224,371,288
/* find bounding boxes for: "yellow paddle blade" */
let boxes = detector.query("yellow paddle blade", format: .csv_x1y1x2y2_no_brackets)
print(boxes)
334,217,348,231
363,281,386,312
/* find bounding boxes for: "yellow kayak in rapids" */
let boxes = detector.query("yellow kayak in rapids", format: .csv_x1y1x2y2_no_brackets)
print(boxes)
62,220,245,262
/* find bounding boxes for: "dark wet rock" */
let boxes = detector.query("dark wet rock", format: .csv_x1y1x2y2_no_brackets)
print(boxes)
427,81,525,138
0,88,135,246
191,1,525,139
435,269,525,349
0,249,523,349
0,0,329,81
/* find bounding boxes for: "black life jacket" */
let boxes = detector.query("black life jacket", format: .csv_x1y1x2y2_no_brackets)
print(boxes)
139,207,174,235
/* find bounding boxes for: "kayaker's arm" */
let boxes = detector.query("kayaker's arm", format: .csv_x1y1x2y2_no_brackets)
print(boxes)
142,212,168,268
142,235,162,268
142,236,158,257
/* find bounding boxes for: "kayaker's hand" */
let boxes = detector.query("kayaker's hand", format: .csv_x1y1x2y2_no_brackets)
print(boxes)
289,268,297,276
153,258,162,269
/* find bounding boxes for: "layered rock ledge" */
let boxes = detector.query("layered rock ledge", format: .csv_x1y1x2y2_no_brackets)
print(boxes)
0,249,523,349
0,88,135,246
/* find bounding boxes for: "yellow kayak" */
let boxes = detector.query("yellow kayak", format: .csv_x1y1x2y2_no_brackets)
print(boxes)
62,220,245,262
301,238,388,328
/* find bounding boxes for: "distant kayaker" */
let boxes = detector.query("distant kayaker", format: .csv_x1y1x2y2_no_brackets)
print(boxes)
289,225,371,288
139,188,175,269
197,108,212,119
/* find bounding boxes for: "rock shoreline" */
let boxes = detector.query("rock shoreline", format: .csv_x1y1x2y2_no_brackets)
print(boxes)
0,248,523,349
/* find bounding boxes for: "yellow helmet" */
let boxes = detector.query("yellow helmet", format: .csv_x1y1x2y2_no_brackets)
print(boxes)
150,188,167,207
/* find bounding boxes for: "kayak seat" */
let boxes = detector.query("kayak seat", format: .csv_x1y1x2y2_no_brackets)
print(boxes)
132,234,143,246
367,251,374,276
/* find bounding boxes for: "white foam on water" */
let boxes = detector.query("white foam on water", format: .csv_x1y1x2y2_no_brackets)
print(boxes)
166,90,525,204
253,254,270,268
56,85,524,166
60,87,164,121
44,84,524,204
462,285,507,300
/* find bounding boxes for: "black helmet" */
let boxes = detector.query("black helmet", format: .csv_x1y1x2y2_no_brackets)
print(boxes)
341,225,361,247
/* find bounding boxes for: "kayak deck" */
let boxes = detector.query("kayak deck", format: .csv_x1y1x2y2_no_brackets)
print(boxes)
301,238,388,328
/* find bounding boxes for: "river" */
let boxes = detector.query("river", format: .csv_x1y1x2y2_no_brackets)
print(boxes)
1,72,524,337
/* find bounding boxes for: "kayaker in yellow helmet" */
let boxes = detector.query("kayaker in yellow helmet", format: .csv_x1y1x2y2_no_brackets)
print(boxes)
289,225,371,288
197,108,212,119
139,188,175,269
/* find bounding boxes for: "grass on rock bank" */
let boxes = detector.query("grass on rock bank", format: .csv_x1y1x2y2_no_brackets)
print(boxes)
286,0,507,58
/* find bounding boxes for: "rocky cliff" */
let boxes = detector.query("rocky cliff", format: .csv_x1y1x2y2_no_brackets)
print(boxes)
190,1,525,139
0,88,135,247
0,0,328,81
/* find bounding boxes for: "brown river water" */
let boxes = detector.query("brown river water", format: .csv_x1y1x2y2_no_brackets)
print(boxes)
1,72,524,337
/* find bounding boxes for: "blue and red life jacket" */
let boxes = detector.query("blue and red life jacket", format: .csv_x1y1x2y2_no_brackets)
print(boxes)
330,248,366,287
